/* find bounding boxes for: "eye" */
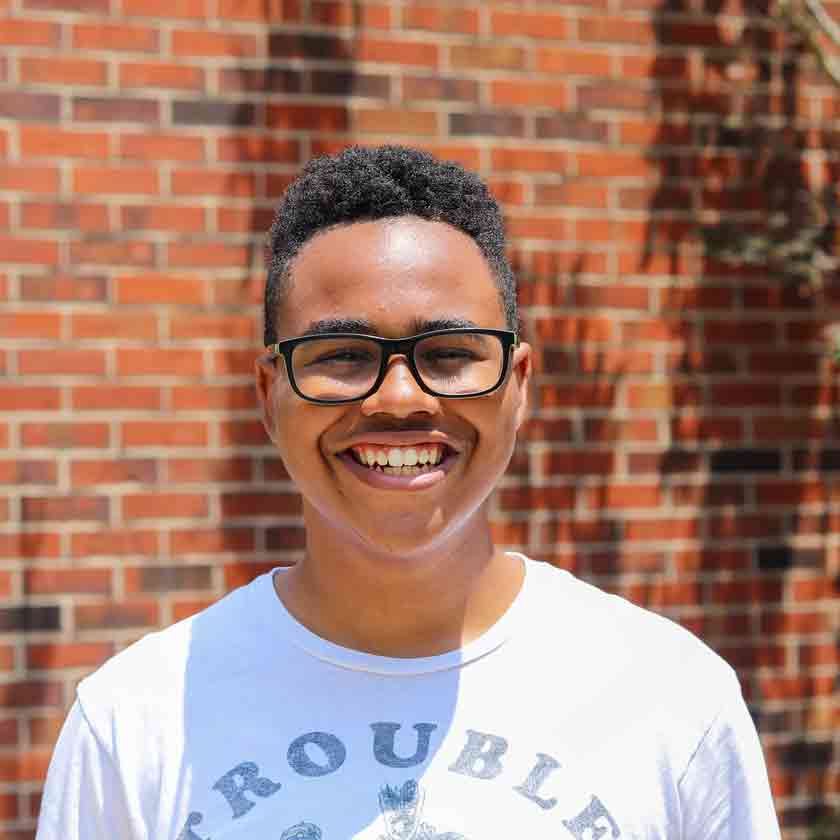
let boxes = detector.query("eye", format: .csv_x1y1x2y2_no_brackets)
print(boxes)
309,348,375,365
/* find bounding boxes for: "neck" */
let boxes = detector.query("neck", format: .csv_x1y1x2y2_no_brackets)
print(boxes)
273,502,524,657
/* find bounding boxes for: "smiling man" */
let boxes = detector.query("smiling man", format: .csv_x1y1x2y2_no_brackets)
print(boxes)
36,146,780,839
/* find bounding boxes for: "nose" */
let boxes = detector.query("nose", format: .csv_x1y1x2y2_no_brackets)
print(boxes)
360,356,439,418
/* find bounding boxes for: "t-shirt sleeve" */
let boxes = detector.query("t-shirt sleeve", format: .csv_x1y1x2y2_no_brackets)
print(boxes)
678,676,781,840
35,699,136,840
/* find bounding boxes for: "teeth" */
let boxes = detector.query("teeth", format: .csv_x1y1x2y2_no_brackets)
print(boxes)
350,444,450,472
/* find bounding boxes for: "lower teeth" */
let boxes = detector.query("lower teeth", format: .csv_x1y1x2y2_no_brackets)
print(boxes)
353,459,439,475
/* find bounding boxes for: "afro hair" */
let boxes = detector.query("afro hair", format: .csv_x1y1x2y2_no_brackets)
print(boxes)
264,144,517,344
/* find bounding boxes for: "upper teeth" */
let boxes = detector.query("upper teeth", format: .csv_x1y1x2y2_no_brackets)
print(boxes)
352,445,444,467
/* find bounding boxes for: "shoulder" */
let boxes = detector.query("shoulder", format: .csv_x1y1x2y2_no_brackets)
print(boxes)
520,557,740,697
76,573,268,747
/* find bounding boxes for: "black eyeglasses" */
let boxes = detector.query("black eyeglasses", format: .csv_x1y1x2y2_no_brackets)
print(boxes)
266,328,519,405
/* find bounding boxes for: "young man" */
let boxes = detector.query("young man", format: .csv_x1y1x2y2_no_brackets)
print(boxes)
37,146,781,839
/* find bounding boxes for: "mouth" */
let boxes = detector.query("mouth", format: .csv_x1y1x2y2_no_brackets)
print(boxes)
336,442,458,490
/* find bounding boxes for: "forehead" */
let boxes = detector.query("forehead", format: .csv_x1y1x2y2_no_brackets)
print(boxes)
278,217,505,337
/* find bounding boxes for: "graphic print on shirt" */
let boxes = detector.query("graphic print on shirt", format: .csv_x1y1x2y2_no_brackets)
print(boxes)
373,779,466,840
176,723,622,839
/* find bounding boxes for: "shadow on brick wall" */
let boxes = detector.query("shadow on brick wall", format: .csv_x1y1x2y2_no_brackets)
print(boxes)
646,2,839,834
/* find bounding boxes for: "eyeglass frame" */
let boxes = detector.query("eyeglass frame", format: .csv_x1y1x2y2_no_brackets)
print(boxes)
266,327,520,406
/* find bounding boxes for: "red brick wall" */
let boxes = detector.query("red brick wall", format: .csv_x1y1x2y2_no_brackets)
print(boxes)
2,1,839,836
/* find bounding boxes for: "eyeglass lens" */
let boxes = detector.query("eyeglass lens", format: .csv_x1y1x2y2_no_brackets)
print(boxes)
290,333,505,402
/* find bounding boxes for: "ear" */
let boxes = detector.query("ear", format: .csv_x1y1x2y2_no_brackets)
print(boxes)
255,355,281,444
511,341,532,432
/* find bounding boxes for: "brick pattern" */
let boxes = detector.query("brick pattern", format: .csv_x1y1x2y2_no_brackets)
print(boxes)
2,1,839,836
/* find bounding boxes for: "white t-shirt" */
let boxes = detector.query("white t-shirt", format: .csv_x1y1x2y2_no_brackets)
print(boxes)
36,557,780,839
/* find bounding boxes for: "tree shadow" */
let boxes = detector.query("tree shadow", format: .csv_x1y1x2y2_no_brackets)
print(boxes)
647,2,840,834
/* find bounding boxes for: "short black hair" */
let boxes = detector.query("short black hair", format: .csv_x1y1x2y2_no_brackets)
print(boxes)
264,144,517,345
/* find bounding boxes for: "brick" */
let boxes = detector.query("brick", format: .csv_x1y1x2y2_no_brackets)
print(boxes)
122,493,208,519
71,529,157,557
74,97,159,124
122,0,207,18
0,750,52,782
491,79,568,108
74,166,158,195
20,273,106,302
70,239,155,267
0,605,60,632
0,532,60,559
586,484,661,509
120,133,205,162
169,313,254,341
451,44,525,71
0,459,56,484
536,47,611,76
120,62,205,90
266,104,349,132
217,206,273,234
27,642,114,670
536,180,608,210
355,38,438,67
0,17,58,47
172,384,256,411
171,168,257,197
20,57,108,86
218,66,300,94
22,423,109,448
75,601,159,630
121,421,208,447
22,201,109,232
217,0,300,19
24,568,112,596
220,492,302,517
491,10,570,39
218,419,268,446
70,312,158,341
115,273,207,305
73,23,158,52
0,92,60,121
124,565,211,593
172,100,257,127
579,15,654,44
117,348,204,377
167,242,250,268
449,112,524,138
168,457,252,482
269,31,352,60
355,108,437,135
171,29,257,58
0,681,62,708
25,0,109,10
170,527,254,555
121,204,206,234
218,136,300,165
403,5,478,33
19,349,106,376
70,458,157,486
0,312,60,339
538,383,615,409
577,83,653,112
402,76,477,103
491,148,567,174
0,164,59,193
72,385,160,411
577,151,657,177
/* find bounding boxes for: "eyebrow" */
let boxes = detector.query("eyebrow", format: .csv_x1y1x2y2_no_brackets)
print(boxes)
301,316,480,337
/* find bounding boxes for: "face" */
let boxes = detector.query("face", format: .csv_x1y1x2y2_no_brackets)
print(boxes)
256,216,531,558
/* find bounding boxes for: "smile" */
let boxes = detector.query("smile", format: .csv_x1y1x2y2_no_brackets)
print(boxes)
337,443,457,489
